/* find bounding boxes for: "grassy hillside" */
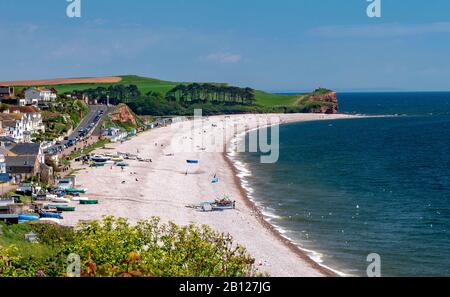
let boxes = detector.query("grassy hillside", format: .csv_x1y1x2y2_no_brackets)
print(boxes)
15,75,302,107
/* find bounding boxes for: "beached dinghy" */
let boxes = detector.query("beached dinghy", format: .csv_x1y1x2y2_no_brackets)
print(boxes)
111,156,124,162
55,205,76,212
39,218,62,225
80,199,98,205
65,188,87,194
91,155,109,163
18,214,40,221
50,197,71,203
40,212,63,219
71,197,89,202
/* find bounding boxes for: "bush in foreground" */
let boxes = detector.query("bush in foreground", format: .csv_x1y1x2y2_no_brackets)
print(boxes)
0,216,261,277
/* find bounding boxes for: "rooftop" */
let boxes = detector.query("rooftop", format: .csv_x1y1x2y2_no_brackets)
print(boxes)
5,155,38,168
9,143,41,156
9,106,40,114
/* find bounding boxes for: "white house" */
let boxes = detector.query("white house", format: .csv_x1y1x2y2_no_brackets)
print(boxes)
0,108,44,143
0,114,27,143
23,88,57,105
8,106,45,135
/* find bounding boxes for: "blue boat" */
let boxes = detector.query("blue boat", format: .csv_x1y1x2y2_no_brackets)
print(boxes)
40,212,64,219
48,204,69,208
186,160,199,164
18,214,39,221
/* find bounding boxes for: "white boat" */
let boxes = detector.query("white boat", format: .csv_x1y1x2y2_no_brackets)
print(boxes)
50,197,70,203
46,194,58,200
39,218,62,225
91,155,109,163
71,197,90,202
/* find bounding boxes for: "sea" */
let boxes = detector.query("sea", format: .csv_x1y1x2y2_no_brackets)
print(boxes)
230,92,450,276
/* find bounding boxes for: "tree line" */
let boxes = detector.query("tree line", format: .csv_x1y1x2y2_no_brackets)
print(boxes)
71,85,141,105
166,83,256,105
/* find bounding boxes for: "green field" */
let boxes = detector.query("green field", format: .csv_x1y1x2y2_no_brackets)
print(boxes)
14,75,303,107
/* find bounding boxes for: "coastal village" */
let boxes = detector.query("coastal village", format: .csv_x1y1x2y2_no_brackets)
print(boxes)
0,84,154,224
0,83,236,226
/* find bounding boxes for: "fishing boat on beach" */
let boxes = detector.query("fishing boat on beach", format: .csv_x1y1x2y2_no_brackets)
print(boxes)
71,197,89,202
80,199,98,205
50,197,71,203
55,205,76,212
39,218,62,225
18,214,40,222
40,212,63,219
65,188,87,194
91,155,109,163
186,196,236,212
111,155,124,162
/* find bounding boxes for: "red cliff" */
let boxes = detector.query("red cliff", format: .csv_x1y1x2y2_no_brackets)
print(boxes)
110,104,138,126
309,91,338,114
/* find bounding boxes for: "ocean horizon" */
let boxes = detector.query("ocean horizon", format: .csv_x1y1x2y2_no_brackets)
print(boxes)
232,92,450,276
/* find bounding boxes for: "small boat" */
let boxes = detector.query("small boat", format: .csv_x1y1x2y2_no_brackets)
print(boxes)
71,197,89,202
91,155,109,163
80,199,98,205
212,205,235,211
47,204,68,208
39,218,62,225
91,162,105,167
186,160,199,164
55,205,76,212
116,162,129,167
18,214,40,221
111,156,124,162
50,197,70,203
40,212,64,219
66,188,87,194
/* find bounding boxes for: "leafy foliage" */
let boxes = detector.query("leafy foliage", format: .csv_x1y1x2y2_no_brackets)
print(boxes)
0,217,261,277
36,99,89,141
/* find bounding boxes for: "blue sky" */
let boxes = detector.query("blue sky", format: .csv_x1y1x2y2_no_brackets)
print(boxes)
1,0,450,91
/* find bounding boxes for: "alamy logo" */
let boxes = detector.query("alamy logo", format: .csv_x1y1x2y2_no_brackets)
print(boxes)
367,0,382,18
366,253,381,277
67,253,81,277
66,0,82,18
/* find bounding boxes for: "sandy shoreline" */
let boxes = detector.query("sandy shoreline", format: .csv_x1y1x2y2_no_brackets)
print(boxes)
62,113,367,277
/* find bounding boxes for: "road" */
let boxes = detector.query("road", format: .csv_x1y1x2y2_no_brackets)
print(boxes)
68,105,107,141
46,105,108,154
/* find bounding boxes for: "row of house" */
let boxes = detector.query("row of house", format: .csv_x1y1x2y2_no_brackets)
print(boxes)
0,86,57,106
0,106,45,143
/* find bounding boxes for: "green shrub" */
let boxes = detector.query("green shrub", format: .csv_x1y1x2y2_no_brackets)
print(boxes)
0,217,261,277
